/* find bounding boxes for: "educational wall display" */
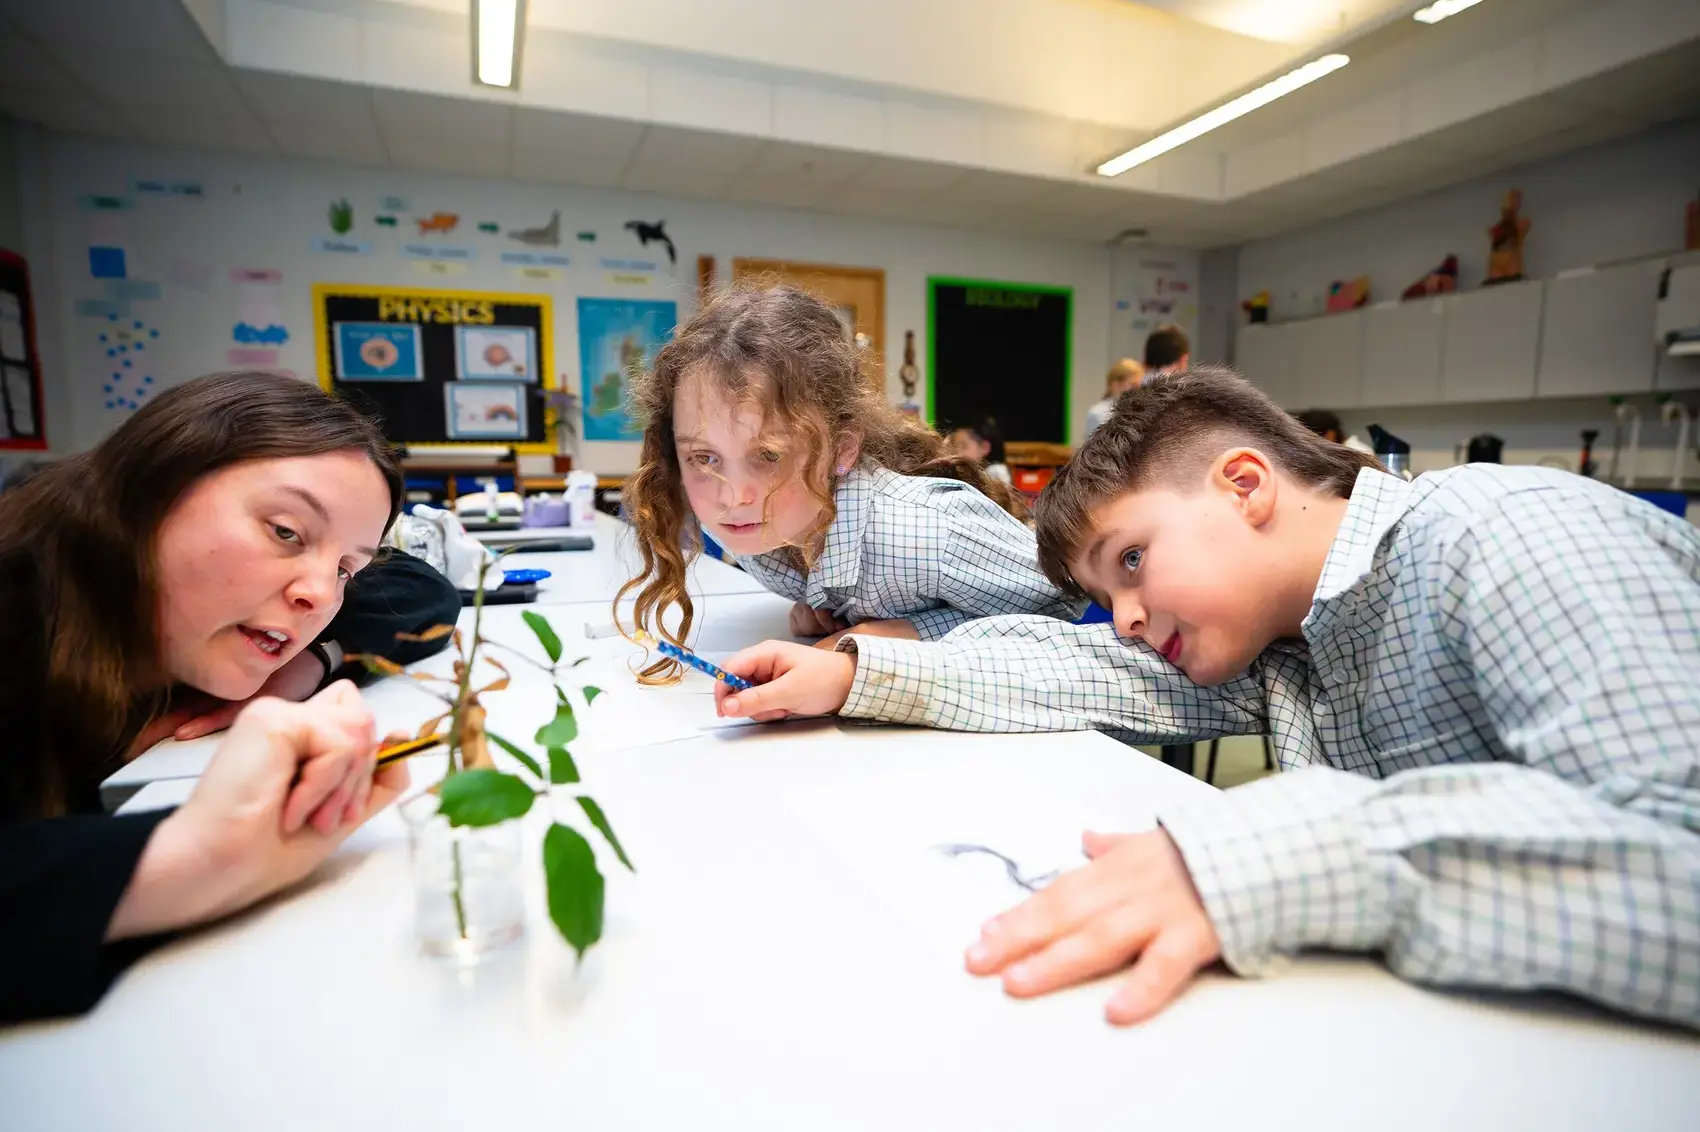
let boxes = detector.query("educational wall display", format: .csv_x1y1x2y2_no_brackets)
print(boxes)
456,324,535,381
334,322,423,381
313,284,554,451
577,297,677,442
0,251,46,449
445,382,527,439
928,277,1071,444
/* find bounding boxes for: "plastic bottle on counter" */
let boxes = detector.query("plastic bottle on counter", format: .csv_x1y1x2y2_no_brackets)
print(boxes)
566,470,597,529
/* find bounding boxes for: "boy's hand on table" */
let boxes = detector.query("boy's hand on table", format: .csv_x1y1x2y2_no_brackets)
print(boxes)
966,828,1222,1026
714,641,856,721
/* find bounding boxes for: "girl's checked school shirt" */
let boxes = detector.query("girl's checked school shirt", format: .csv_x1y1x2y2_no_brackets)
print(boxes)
833,465,1700,1030
738,465,1080,640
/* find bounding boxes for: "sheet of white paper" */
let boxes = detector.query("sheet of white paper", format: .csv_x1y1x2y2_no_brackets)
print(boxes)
786,762,1152,966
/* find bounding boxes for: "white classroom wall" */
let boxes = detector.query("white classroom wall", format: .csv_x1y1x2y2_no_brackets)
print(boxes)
15,125,1150,466
1221,114,1700,465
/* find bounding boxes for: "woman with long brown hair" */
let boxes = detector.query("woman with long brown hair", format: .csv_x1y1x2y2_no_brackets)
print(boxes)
616,286,1077,681
0,371,458,1024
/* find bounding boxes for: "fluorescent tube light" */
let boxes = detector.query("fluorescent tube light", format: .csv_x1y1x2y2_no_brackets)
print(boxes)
1096,54,1350,177
473,0,526,89
1413,0,1485,24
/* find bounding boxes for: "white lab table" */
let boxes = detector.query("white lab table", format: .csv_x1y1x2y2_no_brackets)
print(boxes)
14,598,1699,1130
484,513,767,605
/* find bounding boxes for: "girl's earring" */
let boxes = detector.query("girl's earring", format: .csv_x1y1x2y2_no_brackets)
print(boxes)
835,464,847,475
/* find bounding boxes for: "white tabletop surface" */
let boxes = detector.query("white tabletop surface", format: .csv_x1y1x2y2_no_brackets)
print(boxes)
19,591,1700,1129
489,514,767,605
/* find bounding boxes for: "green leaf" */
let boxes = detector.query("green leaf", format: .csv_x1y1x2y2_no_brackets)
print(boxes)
438,769,536,827
486,731,543,780
543,823,604,960
577,796,633,872
570,657,590,668
582,685,604,706
522,610,562,664
548,745,581,785
535,700,578,747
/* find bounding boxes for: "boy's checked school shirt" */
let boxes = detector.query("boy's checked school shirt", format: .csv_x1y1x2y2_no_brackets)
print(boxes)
837,465,1700,1028
739,464,1080,640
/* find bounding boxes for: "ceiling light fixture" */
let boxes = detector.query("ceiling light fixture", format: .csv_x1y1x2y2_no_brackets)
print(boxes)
1413,0,1486,24
1096,53,1350,177
1094,54,1346,176
473,0,526,89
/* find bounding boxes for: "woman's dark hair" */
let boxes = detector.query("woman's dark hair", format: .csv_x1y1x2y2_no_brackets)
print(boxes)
0,371,401,818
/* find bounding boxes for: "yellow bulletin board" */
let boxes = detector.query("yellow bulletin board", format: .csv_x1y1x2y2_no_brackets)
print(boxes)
311,283,556,453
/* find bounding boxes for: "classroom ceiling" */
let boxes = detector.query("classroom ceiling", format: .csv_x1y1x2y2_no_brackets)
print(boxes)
0,0,1697,248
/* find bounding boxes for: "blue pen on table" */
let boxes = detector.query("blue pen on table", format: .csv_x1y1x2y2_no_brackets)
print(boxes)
637,633,755,691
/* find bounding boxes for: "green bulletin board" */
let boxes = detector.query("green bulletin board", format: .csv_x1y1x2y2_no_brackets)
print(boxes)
927,276,1073,443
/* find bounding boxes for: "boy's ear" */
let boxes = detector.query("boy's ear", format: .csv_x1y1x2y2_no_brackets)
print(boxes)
1215,447,1277,527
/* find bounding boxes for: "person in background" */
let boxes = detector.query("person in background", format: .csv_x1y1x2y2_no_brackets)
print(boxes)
948,413,1012,486
1295,408,1375,454
1143,324,1190,378
617,286,1078,664
1084,359,1143,437
0,371,458,1023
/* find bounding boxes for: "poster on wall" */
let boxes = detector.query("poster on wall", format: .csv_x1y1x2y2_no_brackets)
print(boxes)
577,297,677,441
334,322,424,381
455,324,535,382
0,252,47,448
445,382,528,440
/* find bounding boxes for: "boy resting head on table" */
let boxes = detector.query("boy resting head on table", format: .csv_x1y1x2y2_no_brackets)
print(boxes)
713,366,1700,1031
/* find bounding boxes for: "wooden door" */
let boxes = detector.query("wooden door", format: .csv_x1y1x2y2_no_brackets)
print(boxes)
730,259,886,380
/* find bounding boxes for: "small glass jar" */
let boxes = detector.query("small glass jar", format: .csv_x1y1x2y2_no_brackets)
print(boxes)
402,793,525,960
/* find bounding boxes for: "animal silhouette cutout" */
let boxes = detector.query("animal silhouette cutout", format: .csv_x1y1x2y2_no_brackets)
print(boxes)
509,210,561,247
624,219,676,267
416,212,459,235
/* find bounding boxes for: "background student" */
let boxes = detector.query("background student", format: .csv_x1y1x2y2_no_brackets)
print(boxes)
1084,359,1143,437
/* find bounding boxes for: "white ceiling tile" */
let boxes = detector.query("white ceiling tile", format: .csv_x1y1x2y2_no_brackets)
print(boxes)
741,141,870,186
4,0,217,61
517,38,651,122
226,1,359,78
813,184,994,228
771,84,883,151
983,109,1076,179
1405,36,1542,139
373,88,513,146
512,147,629,188
947,170,1054,208
620,159,736,197
845,156,968,194
235,70,377,129
632,125,762,173
1416,97,1598,157
59,50,241,107
125,112,277,156
266,119,387,166
0,87,123,137
0,33,81,92
883,102,984,167
359,20,469,97
649,68,770,136
1224,132,1305,198
512,107,645,158
384,137,510,177
720,176,834,210
1303,91,1407,173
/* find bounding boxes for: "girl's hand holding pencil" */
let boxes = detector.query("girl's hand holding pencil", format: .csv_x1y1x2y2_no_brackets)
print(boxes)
711,641,855,721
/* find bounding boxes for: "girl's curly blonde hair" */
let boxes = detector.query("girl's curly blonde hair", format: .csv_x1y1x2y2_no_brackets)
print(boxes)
615,285,1024,682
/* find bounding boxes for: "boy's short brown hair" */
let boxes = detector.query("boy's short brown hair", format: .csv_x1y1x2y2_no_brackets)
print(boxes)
1035,365,1382,597
1143,325,1190,370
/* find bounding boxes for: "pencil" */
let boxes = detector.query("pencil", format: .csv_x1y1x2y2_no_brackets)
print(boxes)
635,633,755,691
376,731,448,767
